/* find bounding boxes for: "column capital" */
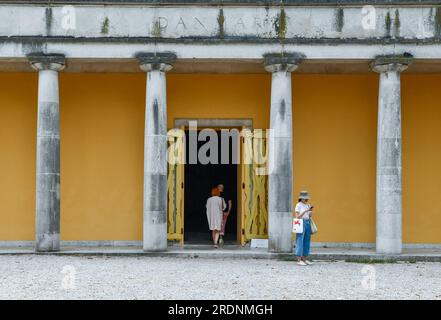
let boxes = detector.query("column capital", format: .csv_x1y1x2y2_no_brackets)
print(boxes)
136,52,177,72
27,53,65,71
263,52,304,73
371,54,414,73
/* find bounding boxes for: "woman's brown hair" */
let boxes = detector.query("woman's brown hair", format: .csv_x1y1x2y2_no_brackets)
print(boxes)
211,187,220,197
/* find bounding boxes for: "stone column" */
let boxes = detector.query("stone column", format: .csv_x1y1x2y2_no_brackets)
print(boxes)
137,52,176,251
371,54,413,254
28,53,65,252
264,53,302,253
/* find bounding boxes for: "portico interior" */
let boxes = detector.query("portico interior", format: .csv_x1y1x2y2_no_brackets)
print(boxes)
1,57,441,248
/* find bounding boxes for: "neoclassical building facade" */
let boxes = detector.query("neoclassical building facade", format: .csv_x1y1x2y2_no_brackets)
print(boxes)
0,0,441,253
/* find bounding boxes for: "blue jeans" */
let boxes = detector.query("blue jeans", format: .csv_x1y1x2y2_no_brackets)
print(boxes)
295,219,311,257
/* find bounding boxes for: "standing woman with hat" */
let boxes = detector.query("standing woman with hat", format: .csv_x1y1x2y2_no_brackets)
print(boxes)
295,190,314,266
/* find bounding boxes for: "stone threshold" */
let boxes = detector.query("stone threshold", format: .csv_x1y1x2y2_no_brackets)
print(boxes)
1,246,440,262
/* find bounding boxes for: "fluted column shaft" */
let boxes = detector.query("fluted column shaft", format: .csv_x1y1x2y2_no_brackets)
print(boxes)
264,53,302,253
372,55,413,254
138,52,176,251
28,53,65,252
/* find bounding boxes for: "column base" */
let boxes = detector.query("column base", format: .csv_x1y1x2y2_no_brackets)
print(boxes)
268,211,293,253
376,237,402,254
35,233,60,252
143,215,167,252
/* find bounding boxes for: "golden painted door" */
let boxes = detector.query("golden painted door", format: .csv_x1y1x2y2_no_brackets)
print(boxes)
167,127,185,245
240,128,268,245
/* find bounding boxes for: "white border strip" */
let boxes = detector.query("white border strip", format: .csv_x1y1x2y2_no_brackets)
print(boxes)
1,241,441,249
2,42,441,60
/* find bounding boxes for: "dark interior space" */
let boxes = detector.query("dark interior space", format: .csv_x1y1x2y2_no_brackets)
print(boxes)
184,129,238,244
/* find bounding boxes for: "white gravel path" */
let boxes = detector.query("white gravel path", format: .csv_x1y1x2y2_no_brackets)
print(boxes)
0,255,440,300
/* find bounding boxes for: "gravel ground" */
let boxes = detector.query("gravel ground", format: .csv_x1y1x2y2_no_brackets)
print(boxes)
0,255,440,300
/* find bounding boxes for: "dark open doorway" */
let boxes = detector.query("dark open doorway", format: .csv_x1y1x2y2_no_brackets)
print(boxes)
184,129,238,244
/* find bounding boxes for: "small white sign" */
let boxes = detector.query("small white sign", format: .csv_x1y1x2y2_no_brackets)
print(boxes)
251,239,268,249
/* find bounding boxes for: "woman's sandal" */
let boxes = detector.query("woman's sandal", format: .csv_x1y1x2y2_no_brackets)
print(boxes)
214,244,219,249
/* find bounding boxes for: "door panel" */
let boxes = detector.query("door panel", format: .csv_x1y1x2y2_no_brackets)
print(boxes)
167,127,185,245
241,128,268,244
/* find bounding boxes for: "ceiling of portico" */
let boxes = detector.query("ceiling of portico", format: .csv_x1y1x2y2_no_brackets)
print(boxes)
2,58,441,74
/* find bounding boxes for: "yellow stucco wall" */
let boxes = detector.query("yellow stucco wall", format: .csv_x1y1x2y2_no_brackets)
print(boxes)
0,73,37,240
60,74,145,240
402,75,441,243
293,75,378,243
0,72,440,243
167,74,271,129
